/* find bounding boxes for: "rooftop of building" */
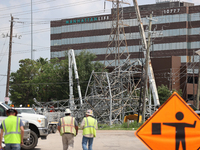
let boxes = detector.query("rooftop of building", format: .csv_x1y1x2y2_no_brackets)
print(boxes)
51,0,196,24
115,1,194,14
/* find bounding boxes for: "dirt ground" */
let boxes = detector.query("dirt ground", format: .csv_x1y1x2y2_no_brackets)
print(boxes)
35,130,148,150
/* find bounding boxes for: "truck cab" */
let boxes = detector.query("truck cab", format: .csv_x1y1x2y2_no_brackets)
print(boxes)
15,107,48,139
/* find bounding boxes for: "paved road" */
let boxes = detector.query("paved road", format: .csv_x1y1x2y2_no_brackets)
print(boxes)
35,130,148,150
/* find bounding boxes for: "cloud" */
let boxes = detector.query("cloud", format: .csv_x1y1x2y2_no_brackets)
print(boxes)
191,0,200,5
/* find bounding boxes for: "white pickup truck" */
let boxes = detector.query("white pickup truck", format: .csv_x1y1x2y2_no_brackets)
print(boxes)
15,107,49,149
0,103,48,150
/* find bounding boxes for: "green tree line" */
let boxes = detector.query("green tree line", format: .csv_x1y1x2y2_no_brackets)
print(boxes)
9,51,104,106
8,50,182,107
157,84,182,105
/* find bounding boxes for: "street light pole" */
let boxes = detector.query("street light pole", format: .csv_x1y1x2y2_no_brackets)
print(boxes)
31,0,33,60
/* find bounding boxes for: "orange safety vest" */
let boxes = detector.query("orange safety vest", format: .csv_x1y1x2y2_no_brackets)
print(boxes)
60,116,76,136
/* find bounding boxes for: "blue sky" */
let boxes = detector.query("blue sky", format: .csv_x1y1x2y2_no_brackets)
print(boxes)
0,0,199,103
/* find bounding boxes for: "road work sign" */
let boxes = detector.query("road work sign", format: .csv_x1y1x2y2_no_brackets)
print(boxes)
135,92,200,150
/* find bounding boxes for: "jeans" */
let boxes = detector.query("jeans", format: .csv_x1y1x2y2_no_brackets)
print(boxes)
5,144,20,150
82,136,94,150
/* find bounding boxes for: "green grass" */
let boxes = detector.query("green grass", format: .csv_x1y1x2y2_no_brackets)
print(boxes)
98,121,143,130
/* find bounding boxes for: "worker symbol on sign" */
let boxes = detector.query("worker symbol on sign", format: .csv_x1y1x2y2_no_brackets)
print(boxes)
163,112,196,150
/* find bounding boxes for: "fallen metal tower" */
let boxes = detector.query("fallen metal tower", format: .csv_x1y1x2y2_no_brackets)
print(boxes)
83,0,160,124
82,0,145,125
84,59,142,125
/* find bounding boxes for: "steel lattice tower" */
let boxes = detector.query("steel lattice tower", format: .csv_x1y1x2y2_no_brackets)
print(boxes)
104,0,130,70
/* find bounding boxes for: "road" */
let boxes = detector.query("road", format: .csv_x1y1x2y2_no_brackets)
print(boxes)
35,130,148,150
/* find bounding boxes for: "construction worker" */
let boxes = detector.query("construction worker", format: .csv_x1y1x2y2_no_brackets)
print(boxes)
0,108,24,150
81,109,98,150
58,109,78,150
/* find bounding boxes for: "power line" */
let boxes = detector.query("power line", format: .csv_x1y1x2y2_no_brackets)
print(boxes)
0,0,102,19
0,0,56,11
0,9,110,32
12,42,49,48
0,80,90,86
0,48,49,56
0,37,9,62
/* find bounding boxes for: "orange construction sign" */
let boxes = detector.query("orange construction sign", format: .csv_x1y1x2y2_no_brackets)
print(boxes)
135,92,200,150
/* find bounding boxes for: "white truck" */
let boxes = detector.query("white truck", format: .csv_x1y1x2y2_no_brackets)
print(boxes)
0,103,48,150
15,107,48,149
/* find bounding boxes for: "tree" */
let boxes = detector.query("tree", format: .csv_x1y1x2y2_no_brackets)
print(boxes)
9,51,105,106
9,59,42,106
157,84,182,105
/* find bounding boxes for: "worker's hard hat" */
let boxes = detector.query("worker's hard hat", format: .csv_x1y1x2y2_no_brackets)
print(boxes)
86,109,93,116
6,108,18,116
64,108,71,114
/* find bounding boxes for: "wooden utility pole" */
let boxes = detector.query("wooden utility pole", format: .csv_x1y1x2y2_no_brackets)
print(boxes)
5,15,14,103
133,0,160,122
142,14,153,121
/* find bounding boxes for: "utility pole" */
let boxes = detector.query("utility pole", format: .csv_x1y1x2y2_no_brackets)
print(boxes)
142,14,153,122
132,0,160,114
193,50,195,105
196,57,200,110
196,50,200,110
5,15,14,104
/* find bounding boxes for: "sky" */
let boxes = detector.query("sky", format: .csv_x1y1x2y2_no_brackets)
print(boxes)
0,0,199,103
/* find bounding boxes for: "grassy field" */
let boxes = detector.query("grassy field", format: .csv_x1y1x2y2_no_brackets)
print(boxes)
98,121,143,130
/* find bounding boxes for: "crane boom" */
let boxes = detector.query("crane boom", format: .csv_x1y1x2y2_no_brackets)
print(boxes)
132,0,160,107
68,49,83,108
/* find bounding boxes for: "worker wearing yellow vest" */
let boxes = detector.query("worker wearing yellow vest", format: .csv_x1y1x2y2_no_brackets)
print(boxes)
81,109,98,150
0,108,24,150
58,109,78,150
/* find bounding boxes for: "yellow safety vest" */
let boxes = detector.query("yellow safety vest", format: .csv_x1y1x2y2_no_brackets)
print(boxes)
83,116,97,137
2,116,21,144
60,116,76,136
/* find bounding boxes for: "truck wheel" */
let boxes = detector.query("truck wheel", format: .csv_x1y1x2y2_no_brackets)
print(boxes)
48,125,52,134
52,125,57,133
22,130,38,150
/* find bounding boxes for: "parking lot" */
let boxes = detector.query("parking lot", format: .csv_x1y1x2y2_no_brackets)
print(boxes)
35,130,148,150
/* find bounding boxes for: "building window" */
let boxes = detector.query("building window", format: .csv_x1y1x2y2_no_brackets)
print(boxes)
187,94,194,101
187,76,198,84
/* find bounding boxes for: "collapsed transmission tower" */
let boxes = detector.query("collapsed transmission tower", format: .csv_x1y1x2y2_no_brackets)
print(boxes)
83,0,144,125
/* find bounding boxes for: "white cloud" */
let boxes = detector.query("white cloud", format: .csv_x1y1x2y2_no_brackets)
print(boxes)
191,0,200,5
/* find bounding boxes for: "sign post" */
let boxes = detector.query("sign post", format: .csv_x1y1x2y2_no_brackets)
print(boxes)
135,92,200,150
4,97,9,104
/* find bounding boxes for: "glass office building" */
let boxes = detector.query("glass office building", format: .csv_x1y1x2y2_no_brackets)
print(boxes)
51,1,200,64
50,1,200,101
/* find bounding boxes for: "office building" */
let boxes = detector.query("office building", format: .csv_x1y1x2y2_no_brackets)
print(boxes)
50,0,200,101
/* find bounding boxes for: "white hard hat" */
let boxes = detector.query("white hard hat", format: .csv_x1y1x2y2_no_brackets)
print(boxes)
86,109,93,116
64,108,71,114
